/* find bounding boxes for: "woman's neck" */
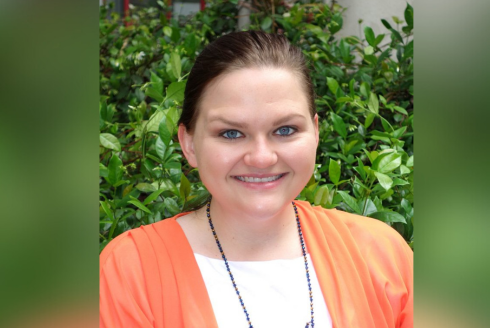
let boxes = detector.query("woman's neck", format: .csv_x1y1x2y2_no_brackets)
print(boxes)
196,199,303,261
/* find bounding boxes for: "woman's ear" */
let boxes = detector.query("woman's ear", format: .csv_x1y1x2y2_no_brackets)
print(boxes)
313,113,319,146
178,124,198,168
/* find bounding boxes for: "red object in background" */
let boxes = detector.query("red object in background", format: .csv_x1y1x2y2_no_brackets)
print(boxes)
200,0,205,11
123,0,130,26
167,0,172,20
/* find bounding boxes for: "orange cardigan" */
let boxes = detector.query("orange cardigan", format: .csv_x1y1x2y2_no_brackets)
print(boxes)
100,200,413,327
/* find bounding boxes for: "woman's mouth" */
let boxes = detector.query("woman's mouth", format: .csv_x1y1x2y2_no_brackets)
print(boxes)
233,173,286,183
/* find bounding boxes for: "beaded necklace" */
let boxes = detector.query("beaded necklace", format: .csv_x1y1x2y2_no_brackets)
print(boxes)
206,199,314,328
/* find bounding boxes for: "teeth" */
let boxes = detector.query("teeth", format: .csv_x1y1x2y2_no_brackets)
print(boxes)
235,174,283,183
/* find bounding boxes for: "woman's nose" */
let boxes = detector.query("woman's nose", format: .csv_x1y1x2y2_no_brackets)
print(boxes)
243,137,278,168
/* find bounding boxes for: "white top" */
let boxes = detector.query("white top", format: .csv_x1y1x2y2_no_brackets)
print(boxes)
195,253,332,328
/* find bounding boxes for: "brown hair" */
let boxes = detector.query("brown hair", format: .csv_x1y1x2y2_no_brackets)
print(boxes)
178,30,316,132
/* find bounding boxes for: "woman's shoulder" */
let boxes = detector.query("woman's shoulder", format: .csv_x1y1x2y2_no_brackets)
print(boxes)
100,212,190,266
294,200,411,253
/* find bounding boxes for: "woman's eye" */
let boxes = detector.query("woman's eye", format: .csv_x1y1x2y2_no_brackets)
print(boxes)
221,130,243,139
275,126,296,136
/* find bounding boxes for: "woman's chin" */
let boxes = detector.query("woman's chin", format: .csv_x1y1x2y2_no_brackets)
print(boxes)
216,195,295,220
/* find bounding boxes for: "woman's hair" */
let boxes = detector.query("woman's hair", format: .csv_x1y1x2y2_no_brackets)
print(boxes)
178,30,316,132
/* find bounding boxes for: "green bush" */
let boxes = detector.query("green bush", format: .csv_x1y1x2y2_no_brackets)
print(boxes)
99,1,414,251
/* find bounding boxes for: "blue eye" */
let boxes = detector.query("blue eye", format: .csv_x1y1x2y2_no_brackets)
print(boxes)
275,126,296,136
221,130,243,139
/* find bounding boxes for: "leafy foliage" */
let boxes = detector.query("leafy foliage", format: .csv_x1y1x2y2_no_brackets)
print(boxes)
99,1,414,251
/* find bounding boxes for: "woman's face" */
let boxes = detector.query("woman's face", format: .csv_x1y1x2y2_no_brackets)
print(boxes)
179,67,318,218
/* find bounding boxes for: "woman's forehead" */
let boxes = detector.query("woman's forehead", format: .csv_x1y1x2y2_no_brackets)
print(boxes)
198,67,309,118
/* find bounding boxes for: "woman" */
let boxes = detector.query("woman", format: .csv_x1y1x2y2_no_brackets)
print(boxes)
100,31,413,328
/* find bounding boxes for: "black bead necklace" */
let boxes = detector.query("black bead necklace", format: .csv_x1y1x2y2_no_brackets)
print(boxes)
206,199,314,328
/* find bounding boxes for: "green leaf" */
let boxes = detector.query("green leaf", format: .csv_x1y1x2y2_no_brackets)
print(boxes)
364,149,379,164
146,72,165,103
373,34,385,47
364,26,375,46
364,46,374,55
171,27,181,43
184,190,210,211
373,171,393,190
184,33,199,56
381,19,392,30
100,163,108,178
329,158,341,185
305,24,323,35
157,177,177,192
100,201,114,221
356,157,366,180
128,199,152,214
360,82,370,98
143,189,166,205
368,93,379,114
146,154,162,164
145,87,164,103
363,54,377,66
364,112,375,128
392,16,403,24
337,190,362,214
261,17,272,30
354,176,369,191
163,26,172,37
401,198,413,215
390,28,404,43
335,96,352,104
349,79,355,96
100,133,121,152
113,180,129,187
167,106,180,127
373,196,383,211
122,184,133,197
150,71,163,95
107,153,123,186
164,109,177,140
362,198,377,216
145,110,165,134
136,183,157,193
392,178,409,186
180,174,191,199
155,137,166,160
164,197,181,215
393,126,407,139
313,185,328,206
100,99,108,120
326,77,339,95
393,106,408,115
374,152,402,173
380,117,393,133
399,164,410,175
330,112,347,138
163,161,181,170
344,140,358,154
406,155,414,167
166,81,186,103
170,52,182,80
404,3,414,29
379,95,387,105
369,211,406,223
159,115,172,146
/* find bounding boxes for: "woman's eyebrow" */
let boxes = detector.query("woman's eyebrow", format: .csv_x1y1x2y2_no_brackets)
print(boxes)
208,116,248,128
208,113,306,128
272,113,307,126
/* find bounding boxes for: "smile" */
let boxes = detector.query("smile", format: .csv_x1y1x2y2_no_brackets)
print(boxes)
233,174,285,183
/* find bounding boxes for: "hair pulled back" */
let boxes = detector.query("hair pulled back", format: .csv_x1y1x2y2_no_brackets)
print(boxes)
179,30,316,132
